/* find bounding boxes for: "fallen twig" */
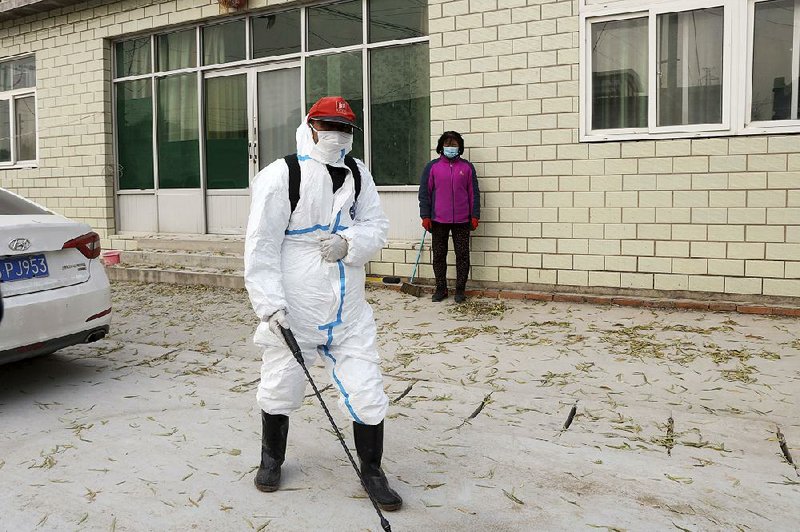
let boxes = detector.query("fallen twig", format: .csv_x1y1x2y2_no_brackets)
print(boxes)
392,381,416,403
776,426,799,476
562,401,578,432
466,393,492,421
304,384,333,399
229,378,260,393
666,414,675,456
448,392,493,430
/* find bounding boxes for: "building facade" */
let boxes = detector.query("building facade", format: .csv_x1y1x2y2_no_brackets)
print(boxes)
1,0,799,301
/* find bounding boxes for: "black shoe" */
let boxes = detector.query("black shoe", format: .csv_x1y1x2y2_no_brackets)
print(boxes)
431,289,448,302
254,412,288,492
353,421,403,512
454,291,466,303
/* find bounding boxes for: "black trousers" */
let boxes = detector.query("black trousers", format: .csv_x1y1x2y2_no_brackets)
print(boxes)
430,222,471,293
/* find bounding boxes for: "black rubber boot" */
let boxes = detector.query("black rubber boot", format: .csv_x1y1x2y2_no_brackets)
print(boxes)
353,421,403,512
431,289,448,302
454,289,466,303
254,412,288,492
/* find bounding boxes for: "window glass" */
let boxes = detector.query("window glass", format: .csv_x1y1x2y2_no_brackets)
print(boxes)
369,0,427,43
15,95,35,161
116,38,151,78
0,100,9,162
752,0,794,121
306,51,364,159
157,74,200,188
591,17,648,129
657,8,723,126
203,20,246,66
205,75,249,189
0,57,36,165
370,44,430,185
0,189,50,215
116,80,154,190
252,10,302,58
307,1,362,51
158,30,197,72
12,56,35,89
0,62,10,91
257,68,302,170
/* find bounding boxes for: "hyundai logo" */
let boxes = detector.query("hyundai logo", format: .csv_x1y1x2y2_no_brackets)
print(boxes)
8,238,31,252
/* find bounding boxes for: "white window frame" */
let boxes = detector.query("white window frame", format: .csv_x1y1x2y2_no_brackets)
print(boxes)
581,0,734,141
0,55,37,168
650,1,733,135
581,10,650,139
111,0,430,193
743,0,800,133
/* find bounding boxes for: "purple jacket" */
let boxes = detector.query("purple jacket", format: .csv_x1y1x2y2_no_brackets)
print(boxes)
418,155,480,224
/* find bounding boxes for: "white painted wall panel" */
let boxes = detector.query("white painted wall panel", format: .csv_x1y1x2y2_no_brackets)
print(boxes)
157,190,204,234
207,194,250,235
118,195,157,233
379,190,420,241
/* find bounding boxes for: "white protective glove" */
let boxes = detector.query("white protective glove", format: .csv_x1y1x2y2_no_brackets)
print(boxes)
320,233,349,262
266,309,289,336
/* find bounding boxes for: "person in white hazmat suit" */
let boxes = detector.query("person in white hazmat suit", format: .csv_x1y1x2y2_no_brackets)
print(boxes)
244,96,402,511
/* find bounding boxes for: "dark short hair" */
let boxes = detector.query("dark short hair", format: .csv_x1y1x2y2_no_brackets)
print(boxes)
436,131,464,156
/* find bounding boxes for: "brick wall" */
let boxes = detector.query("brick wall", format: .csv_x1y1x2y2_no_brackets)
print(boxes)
0,0,296,236
368,0,800,300
2,0,799,300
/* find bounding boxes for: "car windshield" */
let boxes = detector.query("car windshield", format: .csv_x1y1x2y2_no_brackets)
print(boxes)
0,189,51,215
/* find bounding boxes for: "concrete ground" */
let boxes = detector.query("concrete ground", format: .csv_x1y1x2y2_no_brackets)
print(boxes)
1,282,799,531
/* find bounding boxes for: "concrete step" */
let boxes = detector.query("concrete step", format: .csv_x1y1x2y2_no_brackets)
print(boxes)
105,264,403,292
105,263,244,289
107,233,245,254
135,237,244,254
119,250,243,271
103,235,404,292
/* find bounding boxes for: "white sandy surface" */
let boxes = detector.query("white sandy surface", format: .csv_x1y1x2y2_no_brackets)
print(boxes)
1,282,798,531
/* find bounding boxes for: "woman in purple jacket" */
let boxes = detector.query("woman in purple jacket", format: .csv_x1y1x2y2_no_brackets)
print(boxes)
418,131,480,303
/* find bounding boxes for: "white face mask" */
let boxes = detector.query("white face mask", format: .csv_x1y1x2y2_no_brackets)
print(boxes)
311,130,354,164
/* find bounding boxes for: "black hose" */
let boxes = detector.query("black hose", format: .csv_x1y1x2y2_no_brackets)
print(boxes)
279,326,392,532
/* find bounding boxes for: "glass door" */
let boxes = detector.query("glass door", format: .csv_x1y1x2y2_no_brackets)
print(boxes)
205,72,249,190
253,65,302,172
154,72,205,233
202,64,300,234
204,69,251,234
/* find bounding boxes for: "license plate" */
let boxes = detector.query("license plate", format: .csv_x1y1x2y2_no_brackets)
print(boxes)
0,254,49,282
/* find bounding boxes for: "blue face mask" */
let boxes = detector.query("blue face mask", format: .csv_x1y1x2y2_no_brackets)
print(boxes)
443,146,460,159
